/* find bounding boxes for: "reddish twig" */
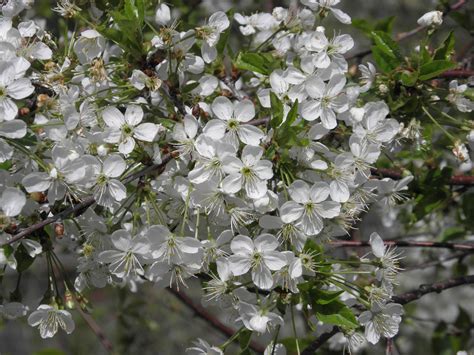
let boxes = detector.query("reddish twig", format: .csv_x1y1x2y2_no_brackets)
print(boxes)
0,153,175,247
370,167,474,186
168,288,265,354
329,240,474,251
75,302,114,353
392,274,474,304
439,69,474,79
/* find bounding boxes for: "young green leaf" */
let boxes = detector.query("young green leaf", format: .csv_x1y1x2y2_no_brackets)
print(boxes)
434,31,455,61
419,60,457,81
270,92,284,129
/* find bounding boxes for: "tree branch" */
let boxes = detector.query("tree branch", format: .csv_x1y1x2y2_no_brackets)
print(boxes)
0,153,175,247
329,240,474,251
371,167,474,186
439,69,474,79
392,274,474,304
301,327,340,355
75,301,114,353
168,287,266,354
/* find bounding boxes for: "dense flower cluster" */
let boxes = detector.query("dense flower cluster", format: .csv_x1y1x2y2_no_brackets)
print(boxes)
0,0,472,352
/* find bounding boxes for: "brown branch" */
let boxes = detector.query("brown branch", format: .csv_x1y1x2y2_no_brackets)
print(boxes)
439,69,474,79
301,327,340,355
247,117,270,126
329,240,474,251
0,153,175,247
75,301,114,353
168,287,266,354
392,274,474,304
346,0,469,60
370,167,474,186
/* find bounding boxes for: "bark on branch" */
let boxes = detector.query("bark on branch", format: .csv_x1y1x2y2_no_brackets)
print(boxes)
0,154,175,247
329,240,474,251
371,167,474,186
168,287,266,354
392,274,474,304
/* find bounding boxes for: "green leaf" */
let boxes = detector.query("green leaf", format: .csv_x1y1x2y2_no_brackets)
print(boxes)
238,329,252,351
280,337,312,353
234,52,274,75
464,88,474,101
270,92,284,129
371,46,399,72
124,0,145,26
419,60,457,81
434,31,455,61
181,81,200,94
370,31,403,72
420,44,432,65
283,100,299,128
313,290,344,305
371,31,403,61
352,19,373,36
0,161,12,170
400,70,419,87
314,299,358,329
374,16,396,33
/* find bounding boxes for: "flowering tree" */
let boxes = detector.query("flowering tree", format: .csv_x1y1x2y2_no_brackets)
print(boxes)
0,0,473,353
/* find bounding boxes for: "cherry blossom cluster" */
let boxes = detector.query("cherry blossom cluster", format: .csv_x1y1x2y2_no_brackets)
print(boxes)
0,0,472,353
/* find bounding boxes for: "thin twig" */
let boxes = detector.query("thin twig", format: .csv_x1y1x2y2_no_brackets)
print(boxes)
329,239,474,251
371,167,474,186
1,153,175,247
168,287,266,354
392,274,474,304
439,69,474,79
75,302,114,353
301,327,340,355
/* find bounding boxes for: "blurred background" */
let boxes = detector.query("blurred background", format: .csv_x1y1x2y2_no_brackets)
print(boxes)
1,0,473,354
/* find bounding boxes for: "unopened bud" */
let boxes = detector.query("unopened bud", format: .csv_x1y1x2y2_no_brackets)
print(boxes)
19,107,30,116
378,84,389,94
452,141,469,163
54,222,65,238
64,289,75,309
30,191,46,203
36,94,50,108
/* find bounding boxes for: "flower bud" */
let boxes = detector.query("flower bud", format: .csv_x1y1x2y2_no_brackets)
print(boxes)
417,11,443,27
30,191,47,203
54,223,65,239
19,107,30,116
378,84,389,94
155,4,171,26
452,140,469,162
64,289,75,309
